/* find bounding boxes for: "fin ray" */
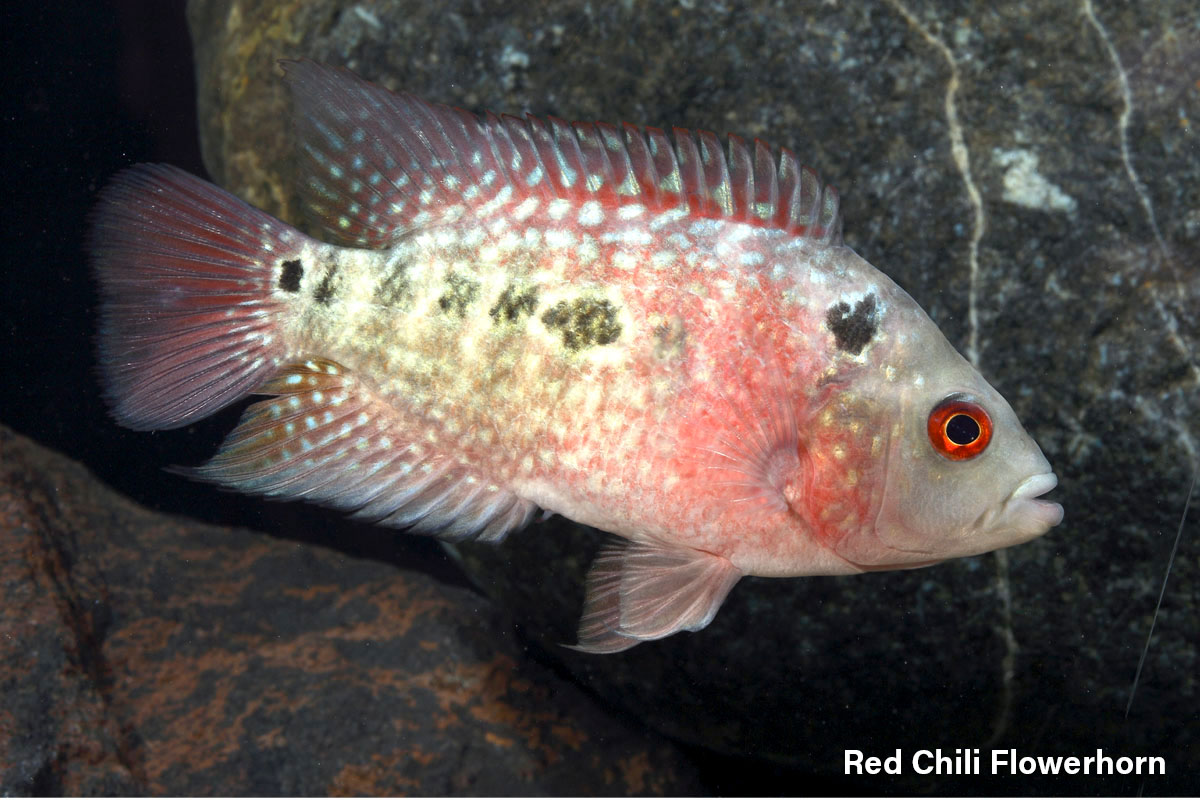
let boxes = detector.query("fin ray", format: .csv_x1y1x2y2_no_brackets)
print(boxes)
90,164,305,430
572,538,742,654
282,59,842,248
187,359,537,543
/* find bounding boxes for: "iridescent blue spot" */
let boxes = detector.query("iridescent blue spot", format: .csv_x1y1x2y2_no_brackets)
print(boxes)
309,177,337,201
316,121,344,150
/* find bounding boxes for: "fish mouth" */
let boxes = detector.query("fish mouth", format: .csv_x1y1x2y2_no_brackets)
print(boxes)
1008,472,1064,531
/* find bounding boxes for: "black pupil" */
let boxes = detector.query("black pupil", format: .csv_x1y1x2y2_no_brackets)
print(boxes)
945,413,981,445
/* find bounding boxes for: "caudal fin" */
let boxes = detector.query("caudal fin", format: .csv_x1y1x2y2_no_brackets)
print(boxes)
90,164,307,430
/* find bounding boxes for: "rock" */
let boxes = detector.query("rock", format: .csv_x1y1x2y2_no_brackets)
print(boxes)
0,425,702,795
184,0,1198,791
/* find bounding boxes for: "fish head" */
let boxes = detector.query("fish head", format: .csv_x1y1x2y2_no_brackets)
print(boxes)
822,284,1063,570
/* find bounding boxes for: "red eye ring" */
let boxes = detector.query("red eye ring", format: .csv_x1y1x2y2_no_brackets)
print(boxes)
927,398,993,460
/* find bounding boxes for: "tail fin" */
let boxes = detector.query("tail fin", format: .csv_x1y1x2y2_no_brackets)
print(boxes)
90,164,307,430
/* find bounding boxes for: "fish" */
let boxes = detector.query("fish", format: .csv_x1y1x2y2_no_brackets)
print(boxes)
90,60,1064,653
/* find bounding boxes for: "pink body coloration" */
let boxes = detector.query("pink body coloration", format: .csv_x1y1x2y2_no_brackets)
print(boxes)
90,61,1062,652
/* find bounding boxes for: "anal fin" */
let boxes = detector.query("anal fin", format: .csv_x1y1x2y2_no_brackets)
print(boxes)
571,538,742,653
186,358,536,542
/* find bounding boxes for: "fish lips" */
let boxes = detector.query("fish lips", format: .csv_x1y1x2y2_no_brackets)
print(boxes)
1007,471,1065,533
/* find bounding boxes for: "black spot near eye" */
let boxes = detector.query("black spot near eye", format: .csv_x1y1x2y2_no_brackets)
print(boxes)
825,294,878,355
279,259,303,292
945,413,981,445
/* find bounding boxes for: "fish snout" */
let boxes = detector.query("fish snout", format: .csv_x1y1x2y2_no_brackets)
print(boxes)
1007,471,1064,534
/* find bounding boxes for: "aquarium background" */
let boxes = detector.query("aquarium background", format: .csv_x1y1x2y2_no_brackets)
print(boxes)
2,0,1197,795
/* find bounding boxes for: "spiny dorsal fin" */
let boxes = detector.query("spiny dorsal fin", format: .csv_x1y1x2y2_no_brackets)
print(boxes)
282,60,843,248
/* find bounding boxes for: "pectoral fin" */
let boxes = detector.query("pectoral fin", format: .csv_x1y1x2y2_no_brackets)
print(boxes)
572,538,742,653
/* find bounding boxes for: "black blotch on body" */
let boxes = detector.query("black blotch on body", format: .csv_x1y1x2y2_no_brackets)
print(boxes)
489,284,539,323
825,294,878,355
279,259,303,293
314,263,339,306
374,262,411,308
437,273,480,317
542,298,622,351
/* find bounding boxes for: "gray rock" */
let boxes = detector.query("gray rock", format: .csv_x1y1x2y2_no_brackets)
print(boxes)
187,0,1198,791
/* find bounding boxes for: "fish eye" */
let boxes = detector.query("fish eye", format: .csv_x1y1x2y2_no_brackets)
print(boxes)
927,397,992,460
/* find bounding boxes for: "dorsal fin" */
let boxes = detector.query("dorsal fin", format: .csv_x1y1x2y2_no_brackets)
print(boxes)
282,60,843,248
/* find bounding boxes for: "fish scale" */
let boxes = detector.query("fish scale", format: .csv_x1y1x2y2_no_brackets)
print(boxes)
90,60,1062,653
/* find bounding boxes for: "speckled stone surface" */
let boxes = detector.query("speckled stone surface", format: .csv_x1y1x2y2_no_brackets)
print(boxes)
185,0,1198,791
0,425,702,796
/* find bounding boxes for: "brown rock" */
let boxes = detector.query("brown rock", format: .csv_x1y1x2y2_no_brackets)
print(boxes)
0,425,700,795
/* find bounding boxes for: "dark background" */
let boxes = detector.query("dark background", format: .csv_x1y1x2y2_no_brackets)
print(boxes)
5,0,203,486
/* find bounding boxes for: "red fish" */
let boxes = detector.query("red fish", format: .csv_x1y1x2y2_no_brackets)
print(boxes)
90,61,1063,652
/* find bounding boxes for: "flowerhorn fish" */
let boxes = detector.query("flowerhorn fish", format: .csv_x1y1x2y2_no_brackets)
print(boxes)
91,61,1063,652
